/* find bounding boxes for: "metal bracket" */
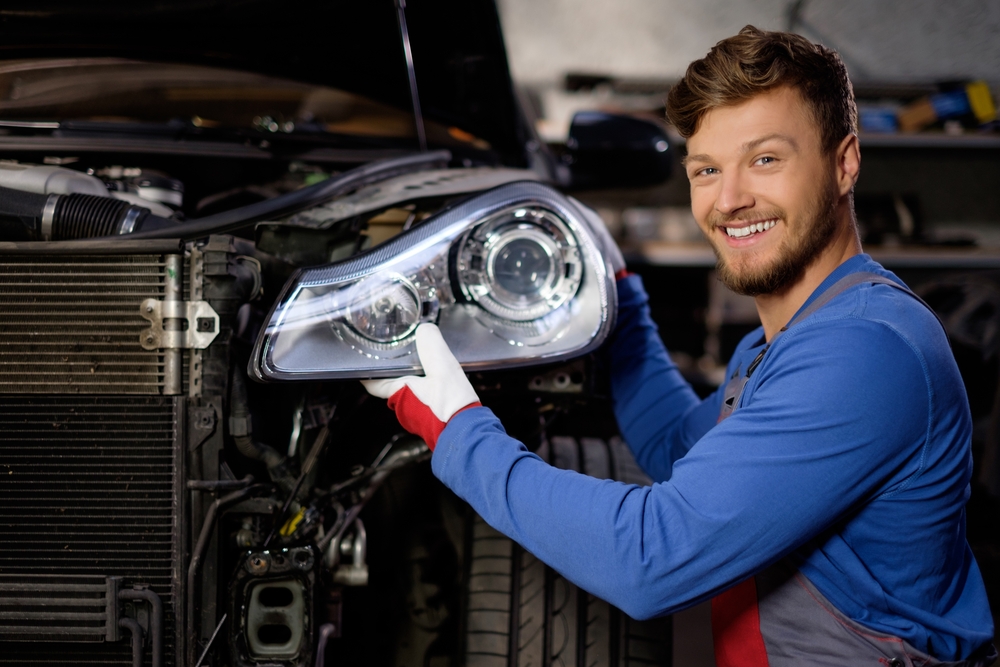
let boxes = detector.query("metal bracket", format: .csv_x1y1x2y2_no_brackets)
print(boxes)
329,519,369,586
528,360,585,394
139,299,220,351
188,405,218,452
189,245,207,397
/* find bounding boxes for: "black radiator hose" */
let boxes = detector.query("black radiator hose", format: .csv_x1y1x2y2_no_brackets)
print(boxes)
52,194,158,239
0,185,174,241
229,369,296,493
0,184,48,218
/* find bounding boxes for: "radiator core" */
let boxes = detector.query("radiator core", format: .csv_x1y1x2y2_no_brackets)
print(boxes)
0,254,167,394
0,395,181,665
0,246,187,665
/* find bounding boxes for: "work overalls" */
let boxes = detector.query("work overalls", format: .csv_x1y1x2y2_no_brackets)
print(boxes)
710,272,998,667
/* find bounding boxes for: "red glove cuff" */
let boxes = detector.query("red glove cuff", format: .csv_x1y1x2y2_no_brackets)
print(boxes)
386,385,481,450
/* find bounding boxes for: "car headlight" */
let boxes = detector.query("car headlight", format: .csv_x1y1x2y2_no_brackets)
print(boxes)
250,181,617,381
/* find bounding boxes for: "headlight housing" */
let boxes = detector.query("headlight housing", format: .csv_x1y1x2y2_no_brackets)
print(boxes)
250,181,617,381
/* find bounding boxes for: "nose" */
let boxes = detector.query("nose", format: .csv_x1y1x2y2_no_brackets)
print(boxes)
715,170,754,217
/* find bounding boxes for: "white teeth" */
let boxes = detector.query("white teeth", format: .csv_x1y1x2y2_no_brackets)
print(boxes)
724,219,776,238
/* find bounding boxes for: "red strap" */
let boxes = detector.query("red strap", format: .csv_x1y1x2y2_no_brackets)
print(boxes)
711,578,770,667
386,386,480,451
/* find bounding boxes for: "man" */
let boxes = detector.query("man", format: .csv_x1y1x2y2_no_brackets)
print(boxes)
365,26,996,665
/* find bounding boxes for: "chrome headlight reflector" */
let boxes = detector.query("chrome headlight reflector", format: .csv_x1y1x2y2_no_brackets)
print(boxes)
332,268,441,349
457,207,582,322
251,182,616,381
341,274,422,342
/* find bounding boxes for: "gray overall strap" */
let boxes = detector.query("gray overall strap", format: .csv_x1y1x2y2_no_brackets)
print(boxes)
718,270,944,422
786,270,945,332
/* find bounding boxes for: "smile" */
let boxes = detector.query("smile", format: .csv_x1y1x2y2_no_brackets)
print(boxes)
724,219,777,238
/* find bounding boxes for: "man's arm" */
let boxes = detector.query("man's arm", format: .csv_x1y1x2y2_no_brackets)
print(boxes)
608,274,726,481
432,318,930,619
570,200,721,480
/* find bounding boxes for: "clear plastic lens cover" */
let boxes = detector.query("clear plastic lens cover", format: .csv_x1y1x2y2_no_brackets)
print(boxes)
250,181,617,381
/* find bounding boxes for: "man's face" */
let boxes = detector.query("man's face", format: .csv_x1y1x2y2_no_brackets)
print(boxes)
684,86,840,296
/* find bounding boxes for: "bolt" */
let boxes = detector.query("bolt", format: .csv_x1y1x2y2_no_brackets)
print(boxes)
247,553,270,575
145,304,154,313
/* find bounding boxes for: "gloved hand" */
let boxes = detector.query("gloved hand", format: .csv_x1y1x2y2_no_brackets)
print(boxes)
361,323,481,450
569,197,627,277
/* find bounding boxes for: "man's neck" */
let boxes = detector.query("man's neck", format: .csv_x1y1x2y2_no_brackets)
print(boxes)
754,218,863,341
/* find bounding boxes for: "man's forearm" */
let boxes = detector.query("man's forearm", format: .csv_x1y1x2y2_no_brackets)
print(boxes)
432,406,730,619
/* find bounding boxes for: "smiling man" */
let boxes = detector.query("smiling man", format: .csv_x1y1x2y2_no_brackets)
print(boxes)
677,47,863,341
365,27,996,665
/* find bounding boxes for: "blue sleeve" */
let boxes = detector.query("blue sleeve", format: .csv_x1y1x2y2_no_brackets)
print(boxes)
609,275,721,481
432,319,930,620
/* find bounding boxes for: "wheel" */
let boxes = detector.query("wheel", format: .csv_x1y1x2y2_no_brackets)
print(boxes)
462,436,672,667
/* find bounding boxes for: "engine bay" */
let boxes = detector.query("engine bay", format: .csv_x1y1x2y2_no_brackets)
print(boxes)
0,148,641,667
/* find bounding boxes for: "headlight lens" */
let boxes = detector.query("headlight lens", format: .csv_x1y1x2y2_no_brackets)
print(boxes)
457,207,582,322
251,181,616,380
342,274,421,343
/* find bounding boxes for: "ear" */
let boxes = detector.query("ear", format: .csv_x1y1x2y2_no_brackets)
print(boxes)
834,133,861,197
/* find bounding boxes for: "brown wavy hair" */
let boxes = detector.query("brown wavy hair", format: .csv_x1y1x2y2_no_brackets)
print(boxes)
666,26,857,153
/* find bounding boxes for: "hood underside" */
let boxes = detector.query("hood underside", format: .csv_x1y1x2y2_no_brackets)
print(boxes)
0,0,528,164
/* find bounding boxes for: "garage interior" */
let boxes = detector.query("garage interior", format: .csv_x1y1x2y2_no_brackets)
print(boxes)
495,0,1000,664
0,1,995,665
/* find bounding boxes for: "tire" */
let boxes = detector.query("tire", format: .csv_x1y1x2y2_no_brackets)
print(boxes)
463,436,672,667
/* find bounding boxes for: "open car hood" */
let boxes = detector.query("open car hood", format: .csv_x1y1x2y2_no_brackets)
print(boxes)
0,0,528,164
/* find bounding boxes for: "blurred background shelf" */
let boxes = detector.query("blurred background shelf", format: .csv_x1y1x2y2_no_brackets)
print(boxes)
860,133,1000,149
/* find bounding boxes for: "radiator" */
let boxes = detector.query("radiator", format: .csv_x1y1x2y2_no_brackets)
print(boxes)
0,244,189,666
0,395,182,665
0,254,175,395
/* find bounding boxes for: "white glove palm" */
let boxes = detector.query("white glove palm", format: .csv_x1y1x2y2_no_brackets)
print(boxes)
362,323,481,450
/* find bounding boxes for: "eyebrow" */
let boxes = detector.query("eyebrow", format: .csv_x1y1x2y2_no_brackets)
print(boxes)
682,133,800,167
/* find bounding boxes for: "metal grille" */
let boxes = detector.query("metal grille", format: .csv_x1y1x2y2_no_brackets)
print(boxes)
0,255,166,394
0,396,179,666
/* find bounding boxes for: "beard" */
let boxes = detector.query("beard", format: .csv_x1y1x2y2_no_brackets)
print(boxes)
710,182,839,297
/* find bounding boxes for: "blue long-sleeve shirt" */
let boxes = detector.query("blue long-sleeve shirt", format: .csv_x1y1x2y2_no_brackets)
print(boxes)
431,254,994,660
